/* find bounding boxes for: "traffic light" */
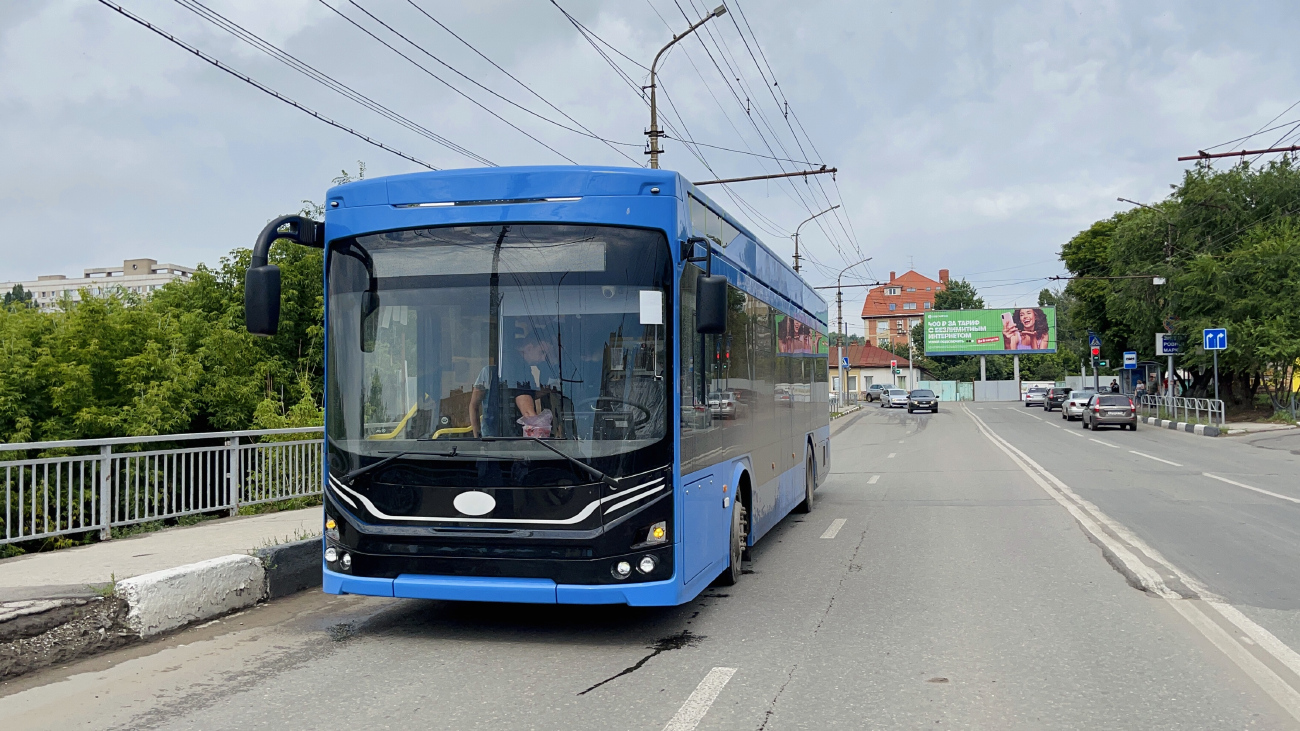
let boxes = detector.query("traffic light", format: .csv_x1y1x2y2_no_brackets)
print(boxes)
1099,360,1108,367
1090,346,1100,357
891,359,899,374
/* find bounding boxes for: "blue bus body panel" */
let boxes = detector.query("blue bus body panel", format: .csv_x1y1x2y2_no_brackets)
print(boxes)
320,166,830,607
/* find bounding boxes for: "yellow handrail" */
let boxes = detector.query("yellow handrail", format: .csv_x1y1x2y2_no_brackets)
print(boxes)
430,426,473,440
367,404,418,440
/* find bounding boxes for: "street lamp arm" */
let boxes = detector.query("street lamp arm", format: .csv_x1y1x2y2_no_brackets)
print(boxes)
791,204,840,273
647,6,726,169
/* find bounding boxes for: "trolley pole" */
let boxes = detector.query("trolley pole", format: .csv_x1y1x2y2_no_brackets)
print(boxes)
647,6,727,169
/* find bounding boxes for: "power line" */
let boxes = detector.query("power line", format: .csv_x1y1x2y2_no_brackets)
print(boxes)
170,0,491,166
317,0,577,163
97,0,438,170
402,0,642,166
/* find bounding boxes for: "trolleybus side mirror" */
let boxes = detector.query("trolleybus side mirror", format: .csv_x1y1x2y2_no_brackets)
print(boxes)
696,275,727,334
244,214,323,336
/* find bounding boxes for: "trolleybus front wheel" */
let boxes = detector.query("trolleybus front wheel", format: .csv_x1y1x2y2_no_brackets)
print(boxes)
717,500,747,586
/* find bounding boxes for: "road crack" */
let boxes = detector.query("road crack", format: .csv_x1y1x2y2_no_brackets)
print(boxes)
757,663,798,730
577,629,702,695
815,529,868,635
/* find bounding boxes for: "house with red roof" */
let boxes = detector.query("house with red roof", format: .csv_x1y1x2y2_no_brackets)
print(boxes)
860,269,949,350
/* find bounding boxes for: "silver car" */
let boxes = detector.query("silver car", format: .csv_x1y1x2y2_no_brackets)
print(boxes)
1024,387,1048,407
1062,390,1097,421
881,388,909,408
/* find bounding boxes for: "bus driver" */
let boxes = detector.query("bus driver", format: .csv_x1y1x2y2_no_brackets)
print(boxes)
469,334,560,438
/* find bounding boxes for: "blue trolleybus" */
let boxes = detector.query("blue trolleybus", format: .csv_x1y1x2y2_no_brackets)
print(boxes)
244,166,830,606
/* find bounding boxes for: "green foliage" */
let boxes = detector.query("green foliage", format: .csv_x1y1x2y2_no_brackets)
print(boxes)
0,231,324,444
1060,157,1300,412
4,284,33,309
932,278,983,311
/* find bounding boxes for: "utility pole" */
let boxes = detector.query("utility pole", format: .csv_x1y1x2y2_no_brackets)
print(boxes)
835,257,872,410
647,5,727,169
792,205,839,274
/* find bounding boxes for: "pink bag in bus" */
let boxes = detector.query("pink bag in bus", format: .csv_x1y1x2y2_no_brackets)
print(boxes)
517,409,553,438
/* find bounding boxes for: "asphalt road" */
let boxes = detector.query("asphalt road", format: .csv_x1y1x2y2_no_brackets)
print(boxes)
3,404,1299,729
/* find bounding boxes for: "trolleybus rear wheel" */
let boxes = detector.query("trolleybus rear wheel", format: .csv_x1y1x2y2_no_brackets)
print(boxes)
795,455,814,513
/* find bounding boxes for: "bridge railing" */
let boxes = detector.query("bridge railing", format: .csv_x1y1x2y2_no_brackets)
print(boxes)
1,427,323,546
1138,395,1225,426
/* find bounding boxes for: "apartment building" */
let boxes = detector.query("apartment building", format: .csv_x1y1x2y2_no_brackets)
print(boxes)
859,269,949,349
1,258,195,311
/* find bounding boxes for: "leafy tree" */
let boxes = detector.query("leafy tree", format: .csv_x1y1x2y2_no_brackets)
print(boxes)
933,278,983,311
4,284,32,309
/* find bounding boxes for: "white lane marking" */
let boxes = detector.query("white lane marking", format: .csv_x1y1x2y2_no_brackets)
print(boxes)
868,475,880,484
899,440,905,444
1049,423,1061,429
1089,438,1120,448
1204,473,1300,505
1065,430,1083,437
821,518,847,539
963,406,1300,723
1130,450,1182,467
662,667,737,731
887,452,896,458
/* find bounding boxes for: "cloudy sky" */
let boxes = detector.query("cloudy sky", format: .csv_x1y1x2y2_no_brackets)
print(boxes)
3,0,1298,333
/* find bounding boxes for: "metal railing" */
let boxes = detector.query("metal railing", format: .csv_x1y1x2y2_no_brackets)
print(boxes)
1,427,323,546
1139,395,1225,426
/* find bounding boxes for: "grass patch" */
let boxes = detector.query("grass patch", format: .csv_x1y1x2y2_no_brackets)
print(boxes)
238,494,322,516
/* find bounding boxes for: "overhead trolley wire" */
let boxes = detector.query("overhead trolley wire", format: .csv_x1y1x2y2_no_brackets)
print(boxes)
97,0,440,170
401,0,642,166
169,0,491,166
317,0,578,164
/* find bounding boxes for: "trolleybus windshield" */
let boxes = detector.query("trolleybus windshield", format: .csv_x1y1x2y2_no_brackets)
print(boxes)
326,224,672,477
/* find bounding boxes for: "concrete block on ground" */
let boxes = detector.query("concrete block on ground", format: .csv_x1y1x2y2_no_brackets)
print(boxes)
1194,424,1221,437
254,538,322,599
115,555,265,638
1160,419,1174,429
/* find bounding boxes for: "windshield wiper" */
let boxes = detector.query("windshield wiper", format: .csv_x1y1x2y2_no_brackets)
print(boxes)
479,437,619,487
338,447,512,484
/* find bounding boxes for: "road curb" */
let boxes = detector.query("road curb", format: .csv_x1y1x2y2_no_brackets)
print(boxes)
1142,416,1219,437
254,538,323,599
115,555,265,638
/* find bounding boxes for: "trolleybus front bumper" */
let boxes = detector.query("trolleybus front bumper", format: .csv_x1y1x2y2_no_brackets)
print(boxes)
323,565,684,606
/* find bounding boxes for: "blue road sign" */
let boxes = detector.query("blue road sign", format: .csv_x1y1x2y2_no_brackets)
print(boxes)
1156,333,1182,356
1087,331,1102,348
841,356,850,369
1203,328,1227,351
1123,351,1137,369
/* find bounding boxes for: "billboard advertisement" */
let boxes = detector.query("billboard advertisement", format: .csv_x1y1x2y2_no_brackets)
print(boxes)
924,307,1057,356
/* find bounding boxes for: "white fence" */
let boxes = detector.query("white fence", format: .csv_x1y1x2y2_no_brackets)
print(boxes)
1139,395,1225,426
1,427,323,546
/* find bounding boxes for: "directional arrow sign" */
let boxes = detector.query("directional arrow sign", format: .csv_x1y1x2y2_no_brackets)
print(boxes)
1203,328,1227,351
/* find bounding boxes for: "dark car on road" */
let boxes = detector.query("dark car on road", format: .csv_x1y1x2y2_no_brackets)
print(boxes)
1081,393,1138,431
1044,386,1072,412
907,389,938,413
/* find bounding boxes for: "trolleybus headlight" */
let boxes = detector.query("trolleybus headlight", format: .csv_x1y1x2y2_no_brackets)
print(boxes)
325,547,338,563
637,556,657,574
340,553,352,570
613,561,632,579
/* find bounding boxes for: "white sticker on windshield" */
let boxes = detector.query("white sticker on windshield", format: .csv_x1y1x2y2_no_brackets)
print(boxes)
639,290,663,325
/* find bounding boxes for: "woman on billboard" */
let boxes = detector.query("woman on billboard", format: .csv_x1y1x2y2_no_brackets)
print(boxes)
1002,308,1050,350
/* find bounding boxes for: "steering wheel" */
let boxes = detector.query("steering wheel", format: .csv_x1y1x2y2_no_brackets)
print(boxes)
574,396,653,428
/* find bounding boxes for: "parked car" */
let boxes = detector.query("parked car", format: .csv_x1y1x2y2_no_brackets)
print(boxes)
1081,393,1138,431
907,389,939,413
1044,386,1071,412
708,391,738,419
1024,387,1048,407
881,388,909,408
1062,390,1096,421
865,383,888,402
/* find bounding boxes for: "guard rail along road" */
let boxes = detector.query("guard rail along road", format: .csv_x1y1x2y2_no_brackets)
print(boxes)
1,427,323,546
1139,394,1225,427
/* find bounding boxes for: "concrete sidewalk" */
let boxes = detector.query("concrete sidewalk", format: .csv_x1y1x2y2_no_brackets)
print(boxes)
0,507,321,602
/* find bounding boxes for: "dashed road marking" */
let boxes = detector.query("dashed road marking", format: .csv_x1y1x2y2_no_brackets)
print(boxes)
1129,450,1182,467
662,667,737,731
1089,438,1120,448
887,452,896,458
820,518,847,539
867,475,880,484
1049,423,1061,429
1204,473,1300,505
1065,430,1083,438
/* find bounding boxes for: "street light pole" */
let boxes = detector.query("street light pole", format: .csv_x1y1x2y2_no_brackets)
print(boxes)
647,5,727,169
791,205,839,274
834,257,872,409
